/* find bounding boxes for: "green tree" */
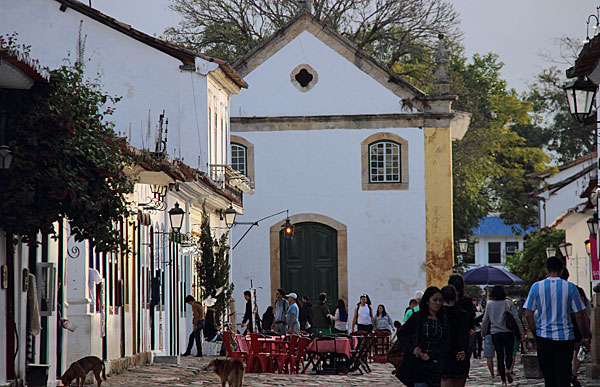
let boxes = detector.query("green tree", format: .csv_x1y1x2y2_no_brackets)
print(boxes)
450,53,550,238
0,38,134,251
196,202,233,323
505,228,565,288
165,0,461,78
523,66,594,163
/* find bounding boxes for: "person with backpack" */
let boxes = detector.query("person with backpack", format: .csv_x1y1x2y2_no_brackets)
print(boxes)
240,290,254,334
182,295,204,357
272,288,289,335
329,299,349,333
352,294,375,333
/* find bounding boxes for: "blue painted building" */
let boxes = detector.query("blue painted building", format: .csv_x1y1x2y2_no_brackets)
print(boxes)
468,217,535,267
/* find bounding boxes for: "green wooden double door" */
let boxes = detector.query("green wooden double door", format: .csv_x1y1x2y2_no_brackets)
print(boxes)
280,222,338,312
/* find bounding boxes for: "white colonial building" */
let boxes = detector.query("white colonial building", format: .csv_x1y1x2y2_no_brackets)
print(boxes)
1,0,246,385
228,7,469,322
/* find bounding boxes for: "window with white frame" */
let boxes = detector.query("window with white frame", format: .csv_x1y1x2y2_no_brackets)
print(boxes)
231,143,247,176
369,141,401,183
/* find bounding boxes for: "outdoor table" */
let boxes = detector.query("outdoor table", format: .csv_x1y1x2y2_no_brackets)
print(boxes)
305,337,357,374
245,335,287,354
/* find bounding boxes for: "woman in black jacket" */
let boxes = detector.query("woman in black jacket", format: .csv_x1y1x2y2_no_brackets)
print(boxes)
441,285,470,387
397,286,450,387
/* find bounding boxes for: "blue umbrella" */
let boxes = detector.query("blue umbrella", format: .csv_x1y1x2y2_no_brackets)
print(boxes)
462,265,524,286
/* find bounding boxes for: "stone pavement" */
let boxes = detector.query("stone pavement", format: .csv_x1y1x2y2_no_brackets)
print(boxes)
101,354,597,386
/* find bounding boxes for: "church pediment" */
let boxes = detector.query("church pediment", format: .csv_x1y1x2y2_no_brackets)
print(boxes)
233,11,427,113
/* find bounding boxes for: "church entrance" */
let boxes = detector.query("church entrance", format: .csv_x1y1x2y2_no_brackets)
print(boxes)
280,222,338,311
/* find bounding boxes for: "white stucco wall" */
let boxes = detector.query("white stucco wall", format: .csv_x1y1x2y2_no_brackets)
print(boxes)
230,127,426,324
1,0,229,172
538,159,594,227
231,30,414,118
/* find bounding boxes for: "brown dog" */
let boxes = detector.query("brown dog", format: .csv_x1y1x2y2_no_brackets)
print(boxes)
205,358,244,387
61,356,106,387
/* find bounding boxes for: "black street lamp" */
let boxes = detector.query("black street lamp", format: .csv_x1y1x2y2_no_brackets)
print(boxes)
168,202,185,233
564,77,597,123
224,205,237,228
546,247,557,259
587,214,599,235
558,242,573,258
585,239,592,257
282,218,295,239
0,145,13,169
458,239,468,254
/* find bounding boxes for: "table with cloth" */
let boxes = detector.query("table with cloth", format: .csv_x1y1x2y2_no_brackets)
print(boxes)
305,336,358,374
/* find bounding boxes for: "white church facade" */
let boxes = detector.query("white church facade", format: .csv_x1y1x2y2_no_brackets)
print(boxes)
229,9,469,321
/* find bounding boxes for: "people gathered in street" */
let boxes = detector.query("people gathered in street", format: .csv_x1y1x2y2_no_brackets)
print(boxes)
374,304,394,332
396,286,449,387
440,285,470,387
352,294,375,333
524,257,591,387
272,288,289,335
299,295,314,333
182,295,204,357
285,292,300,334
329,298,349,333
313,292,332,336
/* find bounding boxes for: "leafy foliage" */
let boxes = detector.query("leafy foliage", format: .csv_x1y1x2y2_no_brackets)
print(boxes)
196,202,233,323
523,67,594,163
0,57,134,251
505,228,565,288
450,53,550,238
165,0,461,79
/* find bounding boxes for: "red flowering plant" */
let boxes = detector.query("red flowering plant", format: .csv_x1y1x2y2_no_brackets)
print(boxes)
0,50,135,251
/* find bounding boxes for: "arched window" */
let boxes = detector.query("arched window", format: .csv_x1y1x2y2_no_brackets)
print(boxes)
231,143,247,176
361,132,408,190
369,141,400,183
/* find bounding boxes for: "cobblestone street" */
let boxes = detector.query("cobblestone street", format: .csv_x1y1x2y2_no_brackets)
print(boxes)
101,354,597,386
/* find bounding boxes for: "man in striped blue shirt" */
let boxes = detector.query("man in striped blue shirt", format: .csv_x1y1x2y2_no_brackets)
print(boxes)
523,257,590,387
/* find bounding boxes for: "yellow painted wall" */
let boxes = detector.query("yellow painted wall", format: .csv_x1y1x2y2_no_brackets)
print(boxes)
424,126,454,288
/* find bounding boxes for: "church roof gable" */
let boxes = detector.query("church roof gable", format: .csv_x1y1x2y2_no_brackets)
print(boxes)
233,11,425,103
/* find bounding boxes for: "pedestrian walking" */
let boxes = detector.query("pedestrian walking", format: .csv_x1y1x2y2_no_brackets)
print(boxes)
329,299,349,333
313,292,332,336
272,288,289,335
482,286,523,386
396,286,450,387
404,291,423,322
352,294,375,333
524,257,590,387
182,295,204,357
441,285,470,387
286,292,300,334
560,267,593,387
448,274,477,361
299,295,314,333
391,320,402,343
483,334,495,379
374,304,394,332
240,290,253,334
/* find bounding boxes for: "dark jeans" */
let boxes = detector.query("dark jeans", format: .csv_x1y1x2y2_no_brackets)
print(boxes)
491,332,514,382
474,331,482,358
185,321,204,355
536,337,575,387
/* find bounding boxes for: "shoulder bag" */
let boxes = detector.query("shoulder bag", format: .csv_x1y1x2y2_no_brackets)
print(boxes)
504,299,520,337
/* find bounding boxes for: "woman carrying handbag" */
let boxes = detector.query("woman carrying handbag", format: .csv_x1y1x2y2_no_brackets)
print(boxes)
396,286,450,387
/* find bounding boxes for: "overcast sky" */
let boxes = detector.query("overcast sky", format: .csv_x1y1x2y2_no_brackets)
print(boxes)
92,0,598,93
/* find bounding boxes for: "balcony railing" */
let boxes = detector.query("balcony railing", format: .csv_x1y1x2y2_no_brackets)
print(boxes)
209,164,255,195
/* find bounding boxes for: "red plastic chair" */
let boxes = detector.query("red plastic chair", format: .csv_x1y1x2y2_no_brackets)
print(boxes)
246,333,273,373
291,336,310,374
275,335,299,374
223,331,247,361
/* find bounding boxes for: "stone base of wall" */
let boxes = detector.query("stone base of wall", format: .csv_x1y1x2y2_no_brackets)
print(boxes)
106,352,152,376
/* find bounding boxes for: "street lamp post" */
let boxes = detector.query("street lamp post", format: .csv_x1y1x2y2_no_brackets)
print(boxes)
546,247,557,259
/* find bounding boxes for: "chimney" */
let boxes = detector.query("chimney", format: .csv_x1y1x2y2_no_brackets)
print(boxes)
297,0,313,14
